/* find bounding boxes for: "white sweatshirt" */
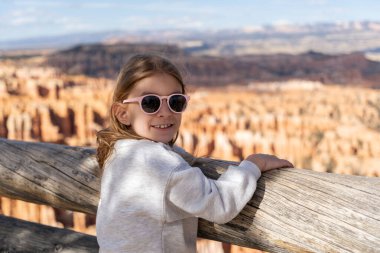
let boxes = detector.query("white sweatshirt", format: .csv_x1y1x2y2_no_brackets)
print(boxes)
96,139,261,253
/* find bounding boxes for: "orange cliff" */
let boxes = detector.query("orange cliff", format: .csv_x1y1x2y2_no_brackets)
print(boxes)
0,62,112,145
178,84,380,177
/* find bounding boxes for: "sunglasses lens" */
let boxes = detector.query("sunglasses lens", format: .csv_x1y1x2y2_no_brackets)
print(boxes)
169,95,187,113
141,95,161,113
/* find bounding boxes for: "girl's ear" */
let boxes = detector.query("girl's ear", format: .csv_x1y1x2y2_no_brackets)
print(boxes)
112,103,131,126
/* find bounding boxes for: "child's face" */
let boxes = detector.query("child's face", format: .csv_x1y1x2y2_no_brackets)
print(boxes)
122,73,183,144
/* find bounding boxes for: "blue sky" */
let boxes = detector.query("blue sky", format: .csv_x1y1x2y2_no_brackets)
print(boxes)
0,0,379,41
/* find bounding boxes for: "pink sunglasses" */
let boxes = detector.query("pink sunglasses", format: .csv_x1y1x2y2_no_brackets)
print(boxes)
122,93,190,114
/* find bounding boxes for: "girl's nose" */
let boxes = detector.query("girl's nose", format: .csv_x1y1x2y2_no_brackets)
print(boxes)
157,99,172,116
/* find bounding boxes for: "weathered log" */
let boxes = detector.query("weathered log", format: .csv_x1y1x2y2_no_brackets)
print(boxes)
0,138,100,214
0,138,379,253
0,214,98,253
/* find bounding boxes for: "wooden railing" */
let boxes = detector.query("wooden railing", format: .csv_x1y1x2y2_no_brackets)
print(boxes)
0,138,379,252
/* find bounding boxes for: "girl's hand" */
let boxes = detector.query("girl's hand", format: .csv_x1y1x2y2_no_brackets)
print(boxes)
245,154,294,172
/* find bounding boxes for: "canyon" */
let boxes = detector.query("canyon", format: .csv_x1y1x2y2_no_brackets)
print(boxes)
1,59,379,252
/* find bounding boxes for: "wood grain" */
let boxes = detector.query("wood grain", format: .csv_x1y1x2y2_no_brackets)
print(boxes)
0,138,379,253
0,214,98,253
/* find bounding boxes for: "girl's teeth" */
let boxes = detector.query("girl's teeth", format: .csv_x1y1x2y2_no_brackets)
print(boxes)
153,124,172,129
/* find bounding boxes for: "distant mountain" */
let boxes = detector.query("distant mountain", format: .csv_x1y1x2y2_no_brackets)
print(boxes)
367,47,380,53
0,31,122,51
46,43,187,79
2,21,380,55
45,43,380,88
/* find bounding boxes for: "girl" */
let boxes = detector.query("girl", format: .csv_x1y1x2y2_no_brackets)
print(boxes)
96,54,293,253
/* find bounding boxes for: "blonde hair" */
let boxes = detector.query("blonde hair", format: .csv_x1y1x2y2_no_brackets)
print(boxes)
96,53,186,172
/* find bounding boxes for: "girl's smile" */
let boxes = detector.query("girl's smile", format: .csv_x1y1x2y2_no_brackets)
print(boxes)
151,123,174,129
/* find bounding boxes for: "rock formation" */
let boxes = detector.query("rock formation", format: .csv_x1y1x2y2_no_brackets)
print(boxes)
1,60,379,253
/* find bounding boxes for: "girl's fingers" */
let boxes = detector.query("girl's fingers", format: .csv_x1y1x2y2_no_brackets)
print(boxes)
285,160,294,168
279,159,294,168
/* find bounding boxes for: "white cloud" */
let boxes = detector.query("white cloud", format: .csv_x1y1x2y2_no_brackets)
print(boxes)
273,19,293,26
3,2,93,32
79,2,120,9
123,16,155,28
131,2,217,15
306,0,328,5
330,7,349,14
55,17,94,31
10,16,38,26
123,15,205,30
8,7,40,26
165,16,205,29
13,0,67,7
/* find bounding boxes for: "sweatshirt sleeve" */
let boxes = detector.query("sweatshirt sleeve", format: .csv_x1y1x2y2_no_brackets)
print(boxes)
165,159,261,224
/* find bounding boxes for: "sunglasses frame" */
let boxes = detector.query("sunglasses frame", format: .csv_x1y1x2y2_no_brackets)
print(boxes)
122,93,190,114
